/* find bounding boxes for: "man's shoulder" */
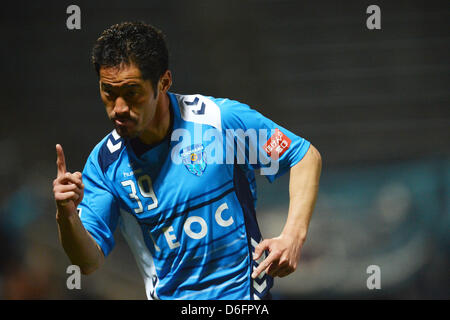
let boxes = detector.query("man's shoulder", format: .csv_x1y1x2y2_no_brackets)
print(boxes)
171,92,252,131
88,129,126,174
176,93,250,111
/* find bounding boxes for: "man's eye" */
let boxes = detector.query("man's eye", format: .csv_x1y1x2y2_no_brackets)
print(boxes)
125,91,138,99
104,90,117,100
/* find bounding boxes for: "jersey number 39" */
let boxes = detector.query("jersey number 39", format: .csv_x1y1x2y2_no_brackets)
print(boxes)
121,175,158,214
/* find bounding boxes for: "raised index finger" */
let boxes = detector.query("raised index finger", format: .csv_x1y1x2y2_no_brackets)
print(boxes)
56,144,67,177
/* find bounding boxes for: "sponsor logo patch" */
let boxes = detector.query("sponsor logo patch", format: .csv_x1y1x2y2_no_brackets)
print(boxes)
263,129,291,159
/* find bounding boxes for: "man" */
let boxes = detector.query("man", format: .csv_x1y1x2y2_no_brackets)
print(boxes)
53,21,321,300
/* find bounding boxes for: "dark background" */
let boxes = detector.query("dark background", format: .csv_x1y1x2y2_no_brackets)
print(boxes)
0,0,448,299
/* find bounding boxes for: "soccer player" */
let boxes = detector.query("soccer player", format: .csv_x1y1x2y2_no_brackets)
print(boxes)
53,22,322,300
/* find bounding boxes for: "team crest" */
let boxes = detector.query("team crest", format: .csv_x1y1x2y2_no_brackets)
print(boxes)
180,144,207,176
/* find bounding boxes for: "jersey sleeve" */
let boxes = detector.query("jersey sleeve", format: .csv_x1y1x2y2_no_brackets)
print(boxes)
77,152,120,257
217,98,311,182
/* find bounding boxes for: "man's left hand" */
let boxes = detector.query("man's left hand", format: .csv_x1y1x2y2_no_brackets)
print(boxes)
251,234,303,279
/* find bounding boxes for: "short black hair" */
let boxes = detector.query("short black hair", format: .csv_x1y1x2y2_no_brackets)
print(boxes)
92,21,169,92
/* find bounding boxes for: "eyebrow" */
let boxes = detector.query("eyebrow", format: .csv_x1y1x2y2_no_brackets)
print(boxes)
101,83,141,90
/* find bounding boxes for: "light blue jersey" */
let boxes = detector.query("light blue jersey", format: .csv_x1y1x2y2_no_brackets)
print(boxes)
78,92,310,300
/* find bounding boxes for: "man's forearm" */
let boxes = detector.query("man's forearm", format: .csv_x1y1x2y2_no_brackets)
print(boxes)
252,144,321,279
56,210,104,275
281,144,322,244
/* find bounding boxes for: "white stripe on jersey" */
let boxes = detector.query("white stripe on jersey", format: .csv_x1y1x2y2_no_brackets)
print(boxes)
119,209,159,300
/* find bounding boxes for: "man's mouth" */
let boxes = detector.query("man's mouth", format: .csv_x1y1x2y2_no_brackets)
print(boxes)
114,118,136,126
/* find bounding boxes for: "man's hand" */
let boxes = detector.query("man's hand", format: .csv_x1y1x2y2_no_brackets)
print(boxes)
53,144,84,216
251,234,303,279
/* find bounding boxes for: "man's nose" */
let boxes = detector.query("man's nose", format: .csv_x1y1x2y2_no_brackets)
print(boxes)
113,97,129,115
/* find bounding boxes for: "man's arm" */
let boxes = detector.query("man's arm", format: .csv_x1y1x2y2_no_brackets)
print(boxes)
53,144,104,275
252,144,322,278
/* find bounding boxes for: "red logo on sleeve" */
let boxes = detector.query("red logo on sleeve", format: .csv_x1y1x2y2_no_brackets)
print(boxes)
263,129,291,159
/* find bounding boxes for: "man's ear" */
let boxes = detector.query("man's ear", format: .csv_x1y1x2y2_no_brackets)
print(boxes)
159,70,172,93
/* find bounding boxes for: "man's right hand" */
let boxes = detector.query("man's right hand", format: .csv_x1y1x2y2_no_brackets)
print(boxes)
53,144,84,217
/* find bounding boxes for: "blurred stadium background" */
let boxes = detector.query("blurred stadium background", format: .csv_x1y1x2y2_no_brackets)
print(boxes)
0,0,448,299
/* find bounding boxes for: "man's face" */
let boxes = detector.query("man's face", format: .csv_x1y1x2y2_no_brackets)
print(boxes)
99,62,158,139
